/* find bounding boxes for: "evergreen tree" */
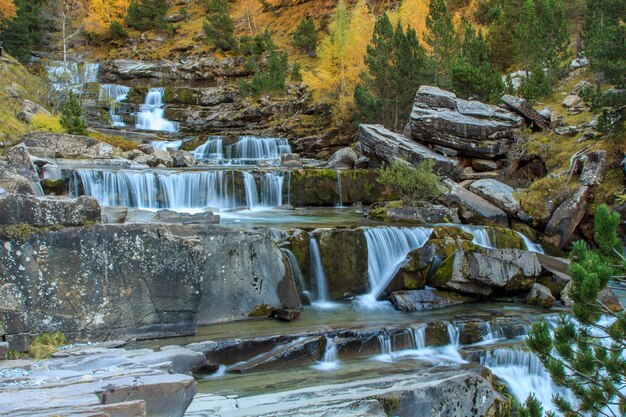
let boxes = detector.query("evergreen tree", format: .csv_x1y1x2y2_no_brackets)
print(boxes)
0,0,45,63
518,65,552,102
125,0,168,31
451,24,504,102
291,17,318,57
60,92,87,135
523,204,626,416
0,0,17,27
486,15,516,72
291,62,302,82
425,0,458,88
203,0,237,51
355,14,431,131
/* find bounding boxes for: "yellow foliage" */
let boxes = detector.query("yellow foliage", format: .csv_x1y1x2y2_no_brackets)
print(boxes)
30,114,65,133
88,131,138,151
85,0,131,36
0,0,17,27
392,0,430,44
304,0,374,123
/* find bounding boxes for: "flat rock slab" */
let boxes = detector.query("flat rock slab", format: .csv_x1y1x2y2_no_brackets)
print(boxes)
468,178,520,216
443,179,509,227
22,132,114,159
389,290,475,312
0,193,101,226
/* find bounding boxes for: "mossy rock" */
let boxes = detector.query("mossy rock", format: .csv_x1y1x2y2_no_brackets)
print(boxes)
124,87,149,104
425,322,450,346
517,176,578,225
429,253,457,288
458,321,485,345
368,207,388,221
485,227,525,250
40,179,65,195
248,304,275,318
163,87,202,105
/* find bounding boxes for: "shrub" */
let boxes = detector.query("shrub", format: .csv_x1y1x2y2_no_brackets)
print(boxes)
291,62,302,82
60,92,86,135
28,331,67,359
377,160,442,206
30,113,64,133
125,0,168,31
239,50,288,96
291,17,318,57
109,20,128,39
203,0,237,51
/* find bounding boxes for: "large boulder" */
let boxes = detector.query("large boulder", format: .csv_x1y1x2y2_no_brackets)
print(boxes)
429,248,542,296
0,194,101,226
501,95,549,130
580,150,608,186
442,179,509,227
358,124,460,178
17,99,52,123
389,290,475,312
544,186,590,249
469,178,520,216
410,86,523,158
5,144,43,195
168,149,197,167
385,205,461,224
526,283,556,308
0,161,41,195
326,147,357,169
21,132,114,159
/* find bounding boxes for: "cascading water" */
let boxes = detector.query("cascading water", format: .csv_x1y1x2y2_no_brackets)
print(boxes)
447,323,460,347
150,140,182,151
309,235,335,309
260,173,284,207
410,327,426,350
135,88,178,133
358,227,433,308
47,62,100,91
375,334,393,362
99,84,131,127
281,248,306,292
225,136,291,165
192,137,224,160
313,337,340,371
518,232,545,253
461,225,493,248
70,169,284,211
335,171,343,207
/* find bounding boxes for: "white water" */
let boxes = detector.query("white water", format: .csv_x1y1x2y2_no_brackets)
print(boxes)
150,140,182,151
47,62,100,91
309,236,336,309
192,136,291,165
99,84,131,127
461,225,493,248
357,227,432,308
336,171,343,207
518,232,545,254
70,169,284,211
135,88,178,132
281,249,306,292
313,338,340,371
410,327,426,350
447,323,460,347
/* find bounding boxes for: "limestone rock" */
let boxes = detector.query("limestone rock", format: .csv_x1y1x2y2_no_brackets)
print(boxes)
562,94,583,109
442,179,509,227
101,206,129,223
471,159,498,172
469,178,520,216
410,86,523,158
0,161,40,196
281,153,303,168
501,94,549,130
544,186,590,249
22,132,114,159
326,147,357,169
5,144,42,195
386,205,461,224
389,290,474,312
526,283,556,308
0,194,101,226
358,124,460,178
580,150,608,186
383,244,436,297
153,149,174,167
17,99,51,123
168,149,197,167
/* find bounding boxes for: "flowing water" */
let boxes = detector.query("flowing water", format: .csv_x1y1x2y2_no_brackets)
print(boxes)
99,84,131,127
312,337,340,371
135,88,178,132
47,62,100,91
150,140,182,151
192,136,291,165
336,171,343,207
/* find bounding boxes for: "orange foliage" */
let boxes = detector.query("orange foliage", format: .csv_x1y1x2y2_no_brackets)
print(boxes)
85,0,130,35
389,0,430,45
0,0,17,28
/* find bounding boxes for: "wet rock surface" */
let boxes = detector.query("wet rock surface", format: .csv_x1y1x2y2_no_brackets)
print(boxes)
0,193,101,226
22,132,114,159
389,290,475,312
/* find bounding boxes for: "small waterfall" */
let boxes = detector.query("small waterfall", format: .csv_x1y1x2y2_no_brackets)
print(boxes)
461,225,492,248
335,171,343,207
150,140,182,151
281,249,306,292
359,227,433,307
242,172,260,208
192,137,224,160
135,88,178,133
99,84,131,127
518,232,545,254
410,327,426,350
260,173,284,207
226,137,292,165
313,338,339,371
447,323,460,347
47,62,100,91
378,334,392,356
286,171,292,206
309,235,335,309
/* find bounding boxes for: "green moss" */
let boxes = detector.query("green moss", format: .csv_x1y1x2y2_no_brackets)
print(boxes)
368,207,388,221
486,227,525,250
88,131,138,151
430,253,455,286
8,350,29,360
517,176,578,224
163,87,201,105
28,332,67,359
0,224,68,242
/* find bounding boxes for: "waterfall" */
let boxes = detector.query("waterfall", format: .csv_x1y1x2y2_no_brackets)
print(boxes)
135,88,178,133
226,136,291,164
260,173,284,207
99,84,131,127
410,327,426,350
461,225,493,248
47,62,100,91
518,232,545,254
377,334,393,359
281,249,306,292
150,140,182,151
447,323,460,347
358,227,433,308
313,338,339,371
70,169,286,211
192,137,224,160
309,235,335,309
335,171,343,207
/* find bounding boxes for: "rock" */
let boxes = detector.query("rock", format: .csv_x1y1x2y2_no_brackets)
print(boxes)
459,167,500,181
281,153,303,168
562,94,585,113
580,150,608,186
389,290,474,312
17,99,51,123
169,149,197,167
0,341,7,360
0,194,101,226
386,205,460,224
22,132,114,159
358,124,460,178
0,161,40,196
383,244,436,297
442,179,509,227
570,57,589,70
355,156,369,169
501,94,549,130
429,248,542,296
5,144,42,195
554,126,580,136
326,147,357,169
526,283,556,308
544,186,590,249
468,178,520,216
410,86,523,158
153,149,174,167
538,108,552,121
101,205,129,223
272,307,303,322
133,153,157,166
133,347,207,374
561,281,574,306
598,288,623,312
471,159,498,172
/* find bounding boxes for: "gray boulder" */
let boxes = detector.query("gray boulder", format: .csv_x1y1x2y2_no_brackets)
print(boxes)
443,179,509,227
22,132,114,159
168,149,197,167
501,94,549,130
326,147,357,169
469,178,520,216
526,283,556,308
0,161,40,195
17,99,51,123
0,194,101,226
5,144,43,195
471,159,498,172
580,150,608,186
544,186,590,249
386,205,460,224
389,290,475,312
410,86,523,158
358,124,460,178
281,153,303,168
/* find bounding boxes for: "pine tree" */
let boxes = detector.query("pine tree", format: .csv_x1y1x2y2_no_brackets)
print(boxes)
0,0,45,63
60,92,87,135
425,0,458,88
291,17,318,57
451,24,504,102
125,0,168,31
523,204,626,416
291,62,302,82
203,0,237,51
486,15,516,72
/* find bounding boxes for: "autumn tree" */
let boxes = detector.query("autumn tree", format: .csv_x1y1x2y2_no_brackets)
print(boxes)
84,0,130,36
393,0,429,44
425,0,458,88
0,0,45,62
0,0,17,28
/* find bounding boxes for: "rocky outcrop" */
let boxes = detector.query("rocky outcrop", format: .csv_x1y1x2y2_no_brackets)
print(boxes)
5,144,43,195
357,124,460,178
468,178,520,216
22,132,114,159
326,147,357,169
410,86,523,158
17,99,52,123
443,179,509,227
0,161,41,196
384,205,461,224
0,224,299,346
430,248,542,296
526,283,555,308
0,194,100,226
544,186,590,249
501,94,549,130
580,150,608,186
389,290,474,312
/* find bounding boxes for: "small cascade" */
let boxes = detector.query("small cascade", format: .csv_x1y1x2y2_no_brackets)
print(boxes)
309,235,335,309
313,338,339,371
286,171,292,206
225,136,291,165
376,334,393,361
447,323,460,347
260,173,284,207
70,169,285,211
461,225,493,248
150,140,182,151
47,62,100,91
335,171,343,207
192,137,224,160
359,227,433,307
99,84,131,127
281,249,306,292
517,232,545,254
135,88,178,133
410,327,426,350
